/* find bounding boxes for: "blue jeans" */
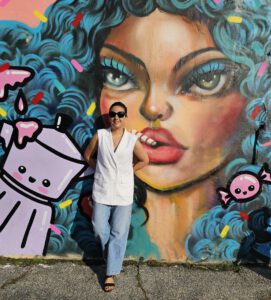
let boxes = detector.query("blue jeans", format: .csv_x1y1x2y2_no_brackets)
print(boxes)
92,201,132,275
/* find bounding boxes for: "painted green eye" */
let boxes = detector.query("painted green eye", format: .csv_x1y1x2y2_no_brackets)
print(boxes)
178,60,241,97
101,57,137,91
196,73,221,90
104,69,129,87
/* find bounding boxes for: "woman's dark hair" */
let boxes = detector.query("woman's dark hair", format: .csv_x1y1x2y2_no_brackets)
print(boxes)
109,101,128,116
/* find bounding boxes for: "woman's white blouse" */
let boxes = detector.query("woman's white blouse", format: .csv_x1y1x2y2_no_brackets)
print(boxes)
92,128,137,206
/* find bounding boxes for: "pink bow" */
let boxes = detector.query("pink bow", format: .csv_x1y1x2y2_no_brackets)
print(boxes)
259,164,271,183
217,188,232,207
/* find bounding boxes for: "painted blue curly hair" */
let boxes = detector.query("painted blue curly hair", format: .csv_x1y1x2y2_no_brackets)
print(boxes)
0,0,270,260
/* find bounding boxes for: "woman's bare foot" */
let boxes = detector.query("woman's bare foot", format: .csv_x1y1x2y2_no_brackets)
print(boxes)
104,276,115,292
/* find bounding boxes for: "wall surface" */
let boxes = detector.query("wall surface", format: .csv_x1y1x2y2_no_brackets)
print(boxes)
0,0,270,263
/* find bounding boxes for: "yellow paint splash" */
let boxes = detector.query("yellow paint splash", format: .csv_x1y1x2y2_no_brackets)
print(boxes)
220,225,230,238
34,10,48,23
227,16,243,23
0,107,7,117
59,199,73,209
87,102,96,116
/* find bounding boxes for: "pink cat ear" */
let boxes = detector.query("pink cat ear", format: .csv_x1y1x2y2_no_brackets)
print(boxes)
259,164,271,183
217,189,232,207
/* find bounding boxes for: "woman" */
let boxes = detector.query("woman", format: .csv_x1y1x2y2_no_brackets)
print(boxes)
0,0,270,262
84,101,148,291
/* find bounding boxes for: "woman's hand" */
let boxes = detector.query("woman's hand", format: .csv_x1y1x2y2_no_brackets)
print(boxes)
133,140,149,172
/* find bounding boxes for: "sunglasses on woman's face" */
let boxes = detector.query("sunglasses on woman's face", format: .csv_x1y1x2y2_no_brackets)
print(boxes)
109,111,126,118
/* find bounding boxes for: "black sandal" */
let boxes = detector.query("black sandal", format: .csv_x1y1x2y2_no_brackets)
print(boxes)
104,275,115,292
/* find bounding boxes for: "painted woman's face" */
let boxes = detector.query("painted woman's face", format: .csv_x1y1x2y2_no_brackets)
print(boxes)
99,10,246,191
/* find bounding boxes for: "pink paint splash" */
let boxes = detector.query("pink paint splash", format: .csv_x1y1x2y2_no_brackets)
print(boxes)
257,62,268,77
50,224,61,235
0,68,32,100
0,0,11,7
15,121,39,145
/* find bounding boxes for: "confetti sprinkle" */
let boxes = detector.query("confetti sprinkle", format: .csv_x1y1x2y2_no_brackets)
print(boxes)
54,80,66,93
34,10,48,23
72,13,84,27
0,63,10,73
0,107,7,117
220,225,230,238
250,106,261,120
262,140,271,147
32,91,44,104
71,59,83,73
240,211,250,220
227,16,243,24
257,62,268,77
87,102,96,115
59,199,73,209
50,224,61,235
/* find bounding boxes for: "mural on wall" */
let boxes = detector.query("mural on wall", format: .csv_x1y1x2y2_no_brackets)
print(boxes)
0,0,270,262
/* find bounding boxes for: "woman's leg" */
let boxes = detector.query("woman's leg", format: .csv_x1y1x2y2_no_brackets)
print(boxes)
106,204,132,276
91,201,111,258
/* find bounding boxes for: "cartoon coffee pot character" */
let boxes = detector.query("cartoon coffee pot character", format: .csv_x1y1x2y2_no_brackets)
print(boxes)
0,114,90,256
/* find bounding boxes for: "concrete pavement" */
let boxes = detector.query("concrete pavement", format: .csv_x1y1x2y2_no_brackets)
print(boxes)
0,260,271,299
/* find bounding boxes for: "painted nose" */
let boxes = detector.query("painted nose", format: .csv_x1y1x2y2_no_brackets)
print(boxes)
140,86,173,121
243,191,247,195
29,176,36,183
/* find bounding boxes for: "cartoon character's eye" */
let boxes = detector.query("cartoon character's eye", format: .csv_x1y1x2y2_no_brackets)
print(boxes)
42,179,51,187
235,188,241,194
248,185,255,191
18,166,26,174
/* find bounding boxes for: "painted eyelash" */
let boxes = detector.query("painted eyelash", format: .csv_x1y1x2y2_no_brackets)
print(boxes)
181,60,237,91
100,57,135,78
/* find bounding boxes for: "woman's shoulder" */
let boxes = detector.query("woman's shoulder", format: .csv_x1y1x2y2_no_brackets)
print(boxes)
97,128,111,136
126,129,139,143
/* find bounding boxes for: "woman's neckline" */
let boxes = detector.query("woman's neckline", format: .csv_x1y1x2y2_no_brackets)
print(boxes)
110,127,125,152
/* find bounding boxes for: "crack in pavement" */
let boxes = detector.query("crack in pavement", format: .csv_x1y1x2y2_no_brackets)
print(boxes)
136,262,149,300
0,270,29,290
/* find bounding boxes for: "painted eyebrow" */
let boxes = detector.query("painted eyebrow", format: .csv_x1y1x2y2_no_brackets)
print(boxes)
103,44,147,70
173,47,219,72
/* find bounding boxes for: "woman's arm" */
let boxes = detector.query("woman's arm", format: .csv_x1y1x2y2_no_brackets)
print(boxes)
133,140,149,172
84,133,98,170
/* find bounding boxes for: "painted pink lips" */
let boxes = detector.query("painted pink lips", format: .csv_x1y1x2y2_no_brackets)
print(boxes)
139,128,188,164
